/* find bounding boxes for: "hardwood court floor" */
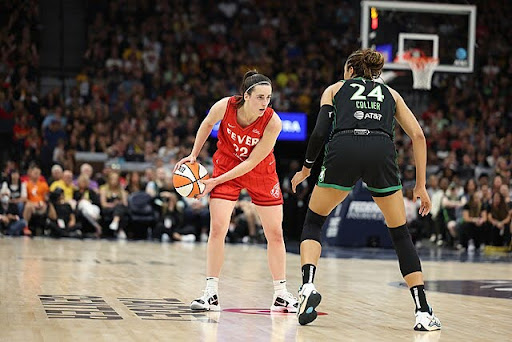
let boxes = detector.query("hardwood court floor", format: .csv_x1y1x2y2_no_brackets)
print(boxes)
0,237,510,342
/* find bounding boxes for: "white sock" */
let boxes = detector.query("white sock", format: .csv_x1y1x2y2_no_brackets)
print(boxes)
206,277,219,293
273,279,287,295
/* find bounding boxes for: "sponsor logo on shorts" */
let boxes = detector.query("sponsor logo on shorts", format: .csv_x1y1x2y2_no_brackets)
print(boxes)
318,166,326,183
271,183,281,199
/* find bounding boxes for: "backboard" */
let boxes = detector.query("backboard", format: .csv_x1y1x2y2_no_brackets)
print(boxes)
361,1,476,73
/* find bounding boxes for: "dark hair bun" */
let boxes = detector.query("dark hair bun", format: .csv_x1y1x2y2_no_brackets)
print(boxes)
242,70,259,83
363,50,385,77
346,49,385,79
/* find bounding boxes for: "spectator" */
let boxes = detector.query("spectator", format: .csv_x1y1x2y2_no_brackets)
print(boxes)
427,175,446,244
458,191,487,251
74,163,99,191
49,169,75,203
47,164,63,185
0,187,27,236
125,171,142,193
142,167,155,191
230,193,264,244
487,192,511,246
281,160,308,241
47,187,81,238
401,165,416,190
23,164,49,235
182,195,210,242
146,167,166,198
2,169,27,215
457,154,476,182
99,171,128,239
153,192,191,242
73,175,102,238
441,182,465,247
158,136,178,164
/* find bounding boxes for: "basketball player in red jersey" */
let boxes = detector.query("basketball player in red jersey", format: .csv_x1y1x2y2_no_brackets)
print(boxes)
174,70,298,312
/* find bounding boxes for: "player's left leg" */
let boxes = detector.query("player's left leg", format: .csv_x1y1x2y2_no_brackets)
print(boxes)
298,185,350,325
254,204,298,313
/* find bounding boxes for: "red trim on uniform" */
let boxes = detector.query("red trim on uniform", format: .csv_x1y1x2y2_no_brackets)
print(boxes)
251,199,284,207
210,194,239,202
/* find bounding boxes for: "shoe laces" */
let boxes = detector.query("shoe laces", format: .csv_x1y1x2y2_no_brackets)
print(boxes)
200,288,217,300
278,291,298,303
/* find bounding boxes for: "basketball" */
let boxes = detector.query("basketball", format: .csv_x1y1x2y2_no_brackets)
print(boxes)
173,162,210,198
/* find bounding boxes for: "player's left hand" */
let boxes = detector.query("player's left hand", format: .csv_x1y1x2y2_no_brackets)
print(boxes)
291,167,311,193
195,178,219,199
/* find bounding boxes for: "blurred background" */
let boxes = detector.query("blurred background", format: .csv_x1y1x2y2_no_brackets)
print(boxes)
0,0,510,252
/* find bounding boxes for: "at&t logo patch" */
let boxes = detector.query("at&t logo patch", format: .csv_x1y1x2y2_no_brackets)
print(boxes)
354,111,364,120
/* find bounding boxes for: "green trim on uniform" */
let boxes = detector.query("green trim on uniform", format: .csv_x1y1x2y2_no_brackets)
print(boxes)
321,93,338,170
366,184,402,193
317,182,354,191
391,118,402,186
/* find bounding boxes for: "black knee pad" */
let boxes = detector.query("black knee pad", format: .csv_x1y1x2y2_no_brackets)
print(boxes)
389,224,422,277
300,209,327,243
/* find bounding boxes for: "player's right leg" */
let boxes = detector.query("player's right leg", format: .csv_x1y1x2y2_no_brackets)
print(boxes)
373,191,441,331
298,185,350,325
190,198,237,311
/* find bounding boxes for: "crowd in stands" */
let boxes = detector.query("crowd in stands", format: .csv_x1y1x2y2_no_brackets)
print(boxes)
0,1,510,248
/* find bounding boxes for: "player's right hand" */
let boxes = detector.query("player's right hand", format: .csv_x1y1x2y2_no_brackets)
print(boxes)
173,154,196,173
413,185,431,217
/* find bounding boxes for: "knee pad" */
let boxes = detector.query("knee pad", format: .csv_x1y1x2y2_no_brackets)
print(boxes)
389,224,422,277
300,209,327,243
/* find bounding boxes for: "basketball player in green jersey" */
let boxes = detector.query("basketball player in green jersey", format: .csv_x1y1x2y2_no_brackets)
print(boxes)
291,49,441,331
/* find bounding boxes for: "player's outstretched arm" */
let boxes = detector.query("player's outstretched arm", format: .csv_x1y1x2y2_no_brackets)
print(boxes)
291,84,337,193
174,97,229,172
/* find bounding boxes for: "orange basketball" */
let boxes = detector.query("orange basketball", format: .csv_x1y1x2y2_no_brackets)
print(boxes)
173,162,210,198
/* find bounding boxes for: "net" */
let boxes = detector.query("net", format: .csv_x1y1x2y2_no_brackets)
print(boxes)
406,57,439,90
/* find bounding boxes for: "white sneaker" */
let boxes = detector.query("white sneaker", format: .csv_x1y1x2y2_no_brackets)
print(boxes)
271,291,298,313
190,289,220,311
161,233,170,242
414,308,441,331
200,233,208,242
181,234,196,242
117,230,127,240
109,221,119,231
468,240,476,252
297,283,322,325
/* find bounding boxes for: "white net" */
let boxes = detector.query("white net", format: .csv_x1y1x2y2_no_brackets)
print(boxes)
407,58,439,90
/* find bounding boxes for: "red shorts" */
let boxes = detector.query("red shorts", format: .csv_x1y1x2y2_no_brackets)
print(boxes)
210,152,283,206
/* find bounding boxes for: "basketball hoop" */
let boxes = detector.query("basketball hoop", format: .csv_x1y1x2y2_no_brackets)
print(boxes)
405,56,439,90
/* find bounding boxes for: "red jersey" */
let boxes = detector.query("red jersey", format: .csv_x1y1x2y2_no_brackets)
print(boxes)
216,96,275,162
